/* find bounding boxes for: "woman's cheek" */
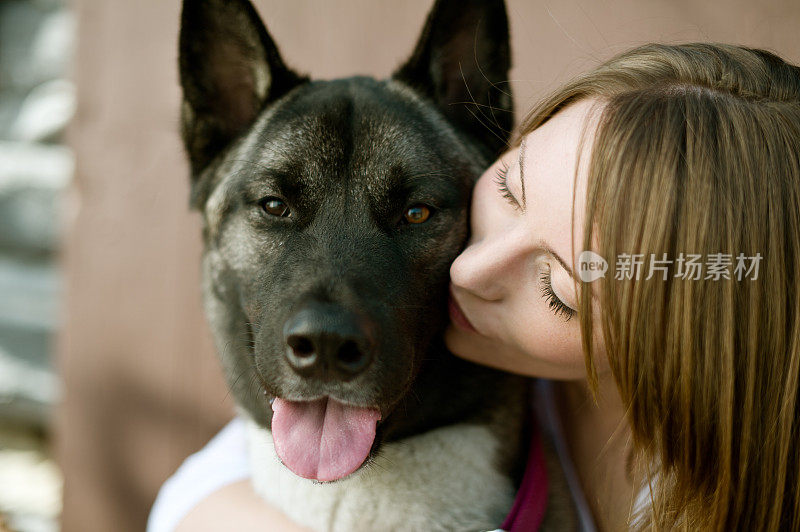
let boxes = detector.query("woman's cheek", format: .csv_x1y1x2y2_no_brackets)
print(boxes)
509,302,587,374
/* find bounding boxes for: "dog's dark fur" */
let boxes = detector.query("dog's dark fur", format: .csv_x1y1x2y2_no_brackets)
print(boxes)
178,0,574,529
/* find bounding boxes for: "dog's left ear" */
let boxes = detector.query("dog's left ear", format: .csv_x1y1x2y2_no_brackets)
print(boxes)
394,0,513,157
179,0,306,203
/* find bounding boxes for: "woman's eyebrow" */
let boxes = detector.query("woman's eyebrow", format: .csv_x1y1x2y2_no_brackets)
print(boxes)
519,137,527,211
535,239,576,281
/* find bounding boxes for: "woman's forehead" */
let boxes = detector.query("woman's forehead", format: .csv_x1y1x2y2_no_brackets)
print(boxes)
524,98,605,163
520,98,605,265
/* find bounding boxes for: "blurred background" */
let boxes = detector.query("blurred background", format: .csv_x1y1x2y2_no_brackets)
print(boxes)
0,0,72,530
0,0,796,531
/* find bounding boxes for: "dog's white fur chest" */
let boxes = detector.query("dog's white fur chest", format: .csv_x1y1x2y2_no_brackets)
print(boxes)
244,416,515,531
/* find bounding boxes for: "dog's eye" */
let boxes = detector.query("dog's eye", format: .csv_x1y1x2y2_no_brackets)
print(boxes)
404,204,432,224
260,197,291,218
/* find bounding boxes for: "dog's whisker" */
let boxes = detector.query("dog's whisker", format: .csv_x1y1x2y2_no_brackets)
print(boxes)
458,64,513,149
222,364,248,404
404,171,457,180
466,103,510,152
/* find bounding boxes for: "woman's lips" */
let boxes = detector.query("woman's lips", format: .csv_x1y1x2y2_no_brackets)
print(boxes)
448,288,478,333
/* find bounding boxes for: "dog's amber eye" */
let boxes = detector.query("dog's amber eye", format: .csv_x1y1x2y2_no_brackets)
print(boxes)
404,204,431,224
261,197,291,218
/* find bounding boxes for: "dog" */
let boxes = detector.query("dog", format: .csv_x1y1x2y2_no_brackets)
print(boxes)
178,0,574,529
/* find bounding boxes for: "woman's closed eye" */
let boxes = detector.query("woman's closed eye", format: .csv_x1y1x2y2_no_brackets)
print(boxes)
539,267,577,321
493,160,521,210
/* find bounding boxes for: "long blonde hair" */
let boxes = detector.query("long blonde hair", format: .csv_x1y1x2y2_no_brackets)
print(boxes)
521,43,800,530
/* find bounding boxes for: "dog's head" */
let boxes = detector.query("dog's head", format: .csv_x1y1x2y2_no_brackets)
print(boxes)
179,0,512,482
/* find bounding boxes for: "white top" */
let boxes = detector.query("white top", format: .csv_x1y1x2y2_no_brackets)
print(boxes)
147,417,251,532
146,380,651,532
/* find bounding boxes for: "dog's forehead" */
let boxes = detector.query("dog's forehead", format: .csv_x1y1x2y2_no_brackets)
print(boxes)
201,78,486,233
233,78,479,189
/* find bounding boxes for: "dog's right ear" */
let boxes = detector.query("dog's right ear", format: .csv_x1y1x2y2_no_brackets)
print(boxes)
179,0,305,206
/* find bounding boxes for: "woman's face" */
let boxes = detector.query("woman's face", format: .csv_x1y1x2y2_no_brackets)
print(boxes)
446,98,607,379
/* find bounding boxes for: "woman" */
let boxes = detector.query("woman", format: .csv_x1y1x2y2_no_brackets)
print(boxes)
149,42,800,531
450,41,800,530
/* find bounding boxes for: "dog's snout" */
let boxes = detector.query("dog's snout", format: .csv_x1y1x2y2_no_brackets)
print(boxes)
283,304,374,381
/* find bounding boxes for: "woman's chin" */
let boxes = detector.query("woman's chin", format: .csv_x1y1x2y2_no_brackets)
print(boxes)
444,324,513,372
444,324,585,379
444,323,482,359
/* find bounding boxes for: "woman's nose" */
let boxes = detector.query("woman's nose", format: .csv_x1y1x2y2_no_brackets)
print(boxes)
450,232,519,301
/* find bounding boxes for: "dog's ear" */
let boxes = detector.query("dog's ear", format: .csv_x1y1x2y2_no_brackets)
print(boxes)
394,0,513,156
179,0,305,198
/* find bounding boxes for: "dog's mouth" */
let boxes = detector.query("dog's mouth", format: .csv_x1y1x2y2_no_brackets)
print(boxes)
270,396,382,482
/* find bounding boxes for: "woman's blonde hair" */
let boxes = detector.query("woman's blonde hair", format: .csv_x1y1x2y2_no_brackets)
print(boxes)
520,43,800,530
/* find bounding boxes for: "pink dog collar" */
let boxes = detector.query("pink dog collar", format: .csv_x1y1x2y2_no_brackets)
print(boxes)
499,414,549,531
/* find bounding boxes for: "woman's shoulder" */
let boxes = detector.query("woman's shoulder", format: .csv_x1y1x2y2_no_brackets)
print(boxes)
146,417,251,532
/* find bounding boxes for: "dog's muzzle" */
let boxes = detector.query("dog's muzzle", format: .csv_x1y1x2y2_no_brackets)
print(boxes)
282,301,375,382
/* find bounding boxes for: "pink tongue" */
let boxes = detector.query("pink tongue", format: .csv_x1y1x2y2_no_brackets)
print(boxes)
271,398,381,482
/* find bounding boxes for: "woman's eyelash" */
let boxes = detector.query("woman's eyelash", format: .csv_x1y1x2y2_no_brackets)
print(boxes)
539,270,577,322
493,161,519,209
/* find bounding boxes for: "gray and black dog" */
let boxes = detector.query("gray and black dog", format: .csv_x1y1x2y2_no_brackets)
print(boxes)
178,0,573,529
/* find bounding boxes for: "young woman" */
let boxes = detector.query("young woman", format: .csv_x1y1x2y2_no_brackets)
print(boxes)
149,42,800,531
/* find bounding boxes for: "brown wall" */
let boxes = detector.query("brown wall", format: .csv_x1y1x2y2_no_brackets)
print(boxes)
57,1,800,531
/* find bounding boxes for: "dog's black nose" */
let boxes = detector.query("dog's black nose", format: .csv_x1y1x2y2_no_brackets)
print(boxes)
283,303,374,381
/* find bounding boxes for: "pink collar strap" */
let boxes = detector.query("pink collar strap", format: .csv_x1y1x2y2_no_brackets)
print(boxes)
500,414,549,531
